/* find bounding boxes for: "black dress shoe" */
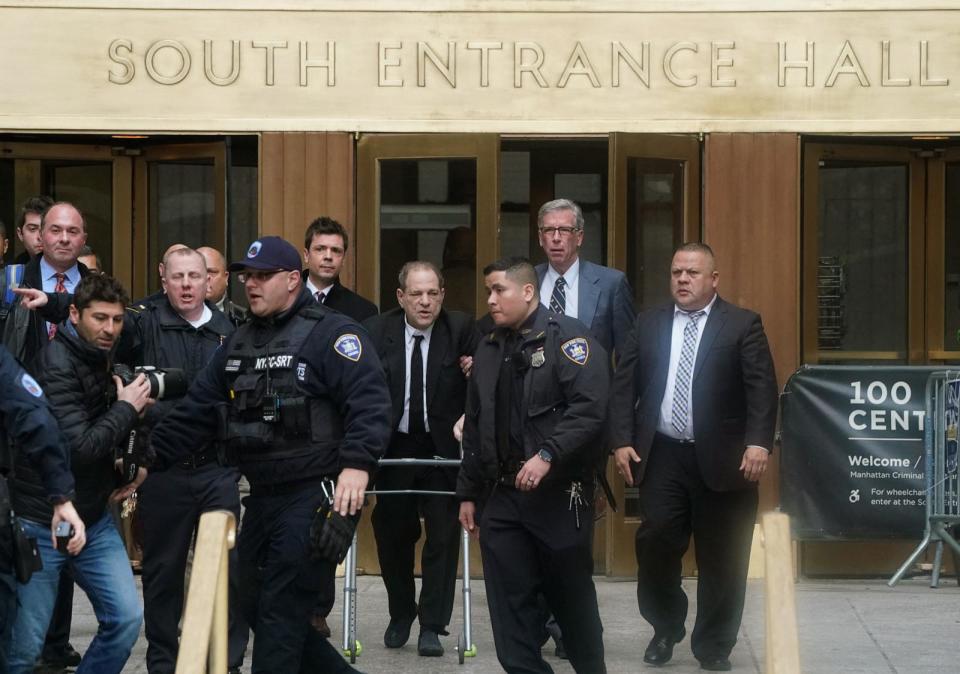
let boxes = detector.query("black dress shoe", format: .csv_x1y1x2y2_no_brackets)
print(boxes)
417,629,444,657
699,655,732,671
643,627,686,666
40,643,82,668
384,616,414,648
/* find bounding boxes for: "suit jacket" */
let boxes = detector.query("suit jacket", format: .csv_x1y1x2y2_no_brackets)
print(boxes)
1,255,90,364
363,307,478,460
609,296,778,492
535,259,634,362
301,270,379,323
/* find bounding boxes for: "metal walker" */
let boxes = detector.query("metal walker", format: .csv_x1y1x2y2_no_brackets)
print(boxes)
340,457,478,665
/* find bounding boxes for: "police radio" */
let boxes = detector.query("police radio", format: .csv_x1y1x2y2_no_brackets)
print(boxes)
262,363,280,424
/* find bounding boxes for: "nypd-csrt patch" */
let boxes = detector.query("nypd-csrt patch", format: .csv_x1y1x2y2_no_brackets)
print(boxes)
561,338,589,365
20,373,43,397
334,334,362,362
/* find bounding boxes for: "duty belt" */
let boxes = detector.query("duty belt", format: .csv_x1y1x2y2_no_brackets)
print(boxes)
497,459,525,487
178,449,219,470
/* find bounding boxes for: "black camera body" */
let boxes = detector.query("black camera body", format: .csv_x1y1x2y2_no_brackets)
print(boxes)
113,364,188,400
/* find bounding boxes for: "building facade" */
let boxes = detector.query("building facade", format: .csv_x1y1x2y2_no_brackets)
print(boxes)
4,0,959,576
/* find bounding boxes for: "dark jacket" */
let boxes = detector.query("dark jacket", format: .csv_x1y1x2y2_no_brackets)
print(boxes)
1,255,89,364
12,322,139,525
0,344,74,503
456,306,610,501
122,298,235,431
302,271,378,323
151,289,392,486
363,307,478,460
608,296,779,491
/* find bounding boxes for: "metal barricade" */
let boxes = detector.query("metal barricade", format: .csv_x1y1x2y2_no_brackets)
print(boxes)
340,457,478,665
889,371,960,587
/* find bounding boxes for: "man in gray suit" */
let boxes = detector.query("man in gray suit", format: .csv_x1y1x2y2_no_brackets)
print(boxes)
535,198,635,365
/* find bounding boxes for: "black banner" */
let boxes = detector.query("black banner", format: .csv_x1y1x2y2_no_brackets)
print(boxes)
781,366,940,539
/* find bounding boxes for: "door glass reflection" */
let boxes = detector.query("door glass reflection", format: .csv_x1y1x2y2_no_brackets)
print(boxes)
379,159,477,313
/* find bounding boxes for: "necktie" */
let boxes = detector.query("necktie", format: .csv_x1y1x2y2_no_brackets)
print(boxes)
409,334,425,434
48,272,67,340
670,310,706,437
315,290,325,304
549,275,566,315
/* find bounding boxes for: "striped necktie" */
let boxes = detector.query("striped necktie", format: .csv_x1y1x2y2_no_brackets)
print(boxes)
670,310,706,437
549,275,566,315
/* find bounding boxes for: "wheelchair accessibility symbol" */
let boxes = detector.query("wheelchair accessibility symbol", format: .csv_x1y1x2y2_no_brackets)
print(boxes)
849,489,860,504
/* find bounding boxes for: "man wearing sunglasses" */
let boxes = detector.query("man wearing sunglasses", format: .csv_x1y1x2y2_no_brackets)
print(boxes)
150,236,391,673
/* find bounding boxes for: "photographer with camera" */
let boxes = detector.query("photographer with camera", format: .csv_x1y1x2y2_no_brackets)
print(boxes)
6,273,150,674
150,236,392,674
122,246,248,674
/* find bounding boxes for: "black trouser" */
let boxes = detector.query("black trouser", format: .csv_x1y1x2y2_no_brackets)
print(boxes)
635,435,758,662
139,461,248,673
371,436,460,633
0,519,14,670
479,481,605,674
41,565,74,658
239,482,355,674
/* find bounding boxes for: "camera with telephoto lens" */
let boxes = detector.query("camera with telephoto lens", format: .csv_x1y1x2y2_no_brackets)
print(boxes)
112,364,188,400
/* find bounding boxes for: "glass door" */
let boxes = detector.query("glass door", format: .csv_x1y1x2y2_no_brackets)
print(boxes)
0,141,132,285
356,134,499,315
606,133,702,576
133,143,227,298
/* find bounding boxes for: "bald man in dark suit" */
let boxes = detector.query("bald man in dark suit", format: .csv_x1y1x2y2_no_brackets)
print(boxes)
610,242,778,672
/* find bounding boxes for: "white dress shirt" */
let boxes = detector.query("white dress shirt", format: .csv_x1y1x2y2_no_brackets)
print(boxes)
657,293,718,441
398,318,433,434
539,258,580,320
305,277,331,303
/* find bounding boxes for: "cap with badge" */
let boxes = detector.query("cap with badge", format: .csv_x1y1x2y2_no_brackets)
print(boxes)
228,236,301,272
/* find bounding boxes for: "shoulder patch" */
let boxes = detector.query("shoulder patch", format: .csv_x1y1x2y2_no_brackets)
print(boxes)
334,333,363,362
561,337,590,366
20,372,43,398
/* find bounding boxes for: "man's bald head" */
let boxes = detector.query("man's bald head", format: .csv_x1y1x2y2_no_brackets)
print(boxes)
197,246,229,304
158,242,188,280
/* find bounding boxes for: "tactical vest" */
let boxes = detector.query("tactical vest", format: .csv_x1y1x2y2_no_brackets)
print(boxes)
220,305,343,467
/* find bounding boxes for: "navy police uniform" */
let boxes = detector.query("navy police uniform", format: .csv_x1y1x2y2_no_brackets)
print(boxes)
123,297,248,674
0,345,74,668
151,260,391,674
457,305,609,674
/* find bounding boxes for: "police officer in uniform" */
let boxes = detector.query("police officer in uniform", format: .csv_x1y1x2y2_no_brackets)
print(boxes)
0,344,85,669
457,257,608,674
150,236,392,674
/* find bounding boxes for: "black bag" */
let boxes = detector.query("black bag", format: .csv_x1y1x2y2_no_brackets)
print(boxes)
9,510,42,584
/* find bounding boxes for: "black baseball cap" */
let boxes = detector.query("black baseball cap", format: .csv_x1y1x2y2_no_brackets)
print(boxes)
228,236,301,272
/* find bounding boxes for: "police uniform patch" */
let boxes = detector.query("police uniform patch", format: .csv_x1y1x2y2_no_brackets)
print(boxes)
225,359,242,372
20,372,43,398
334,334,363,362
561,338,589,365
246,241,263,258
296,361,307,381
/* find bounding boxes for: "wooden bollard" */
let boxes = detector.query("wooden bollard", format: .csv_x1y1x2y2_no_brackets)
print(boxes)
762,512,801,674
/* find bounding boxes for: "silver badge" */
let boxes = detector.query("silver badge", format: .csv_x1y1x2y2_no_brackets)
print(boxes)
531,349,545,368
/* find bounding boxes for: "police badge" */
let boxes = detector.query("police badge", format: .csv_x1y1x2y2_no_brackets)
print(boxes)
531,348,546,368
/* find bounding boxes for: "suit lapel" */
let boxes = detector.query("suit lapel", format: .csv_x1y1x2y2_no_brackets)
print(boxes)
426,313,449,407
577,260,600,329
653,304,674,397
693,297,727,381
385,314,406,425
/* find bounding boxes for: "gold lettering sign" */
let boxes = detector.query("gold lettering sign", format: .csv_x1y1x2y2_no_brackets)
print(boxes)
3,5,960,132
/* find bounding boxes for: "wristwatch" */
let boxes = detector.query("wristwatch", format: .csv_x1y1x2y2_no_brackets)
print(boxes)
537,448,554,463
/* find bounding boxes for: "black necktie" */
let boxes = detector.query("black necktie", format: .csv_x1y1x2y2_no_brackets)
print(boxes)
550,275,566,314
315,290,326,304
409,334,425,434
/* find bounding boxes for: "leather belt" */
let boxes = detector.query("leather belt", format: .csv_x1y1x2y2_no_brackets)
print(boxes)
178,449,218,470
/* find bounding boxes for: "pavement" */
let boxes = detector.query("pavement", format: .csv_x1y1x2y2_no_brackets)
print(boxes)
62,571,960,673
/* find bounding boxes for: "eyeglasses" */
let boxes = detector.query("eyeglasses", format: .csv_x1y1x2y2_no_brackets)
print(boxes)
538,226,580,237
237,270,287,284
